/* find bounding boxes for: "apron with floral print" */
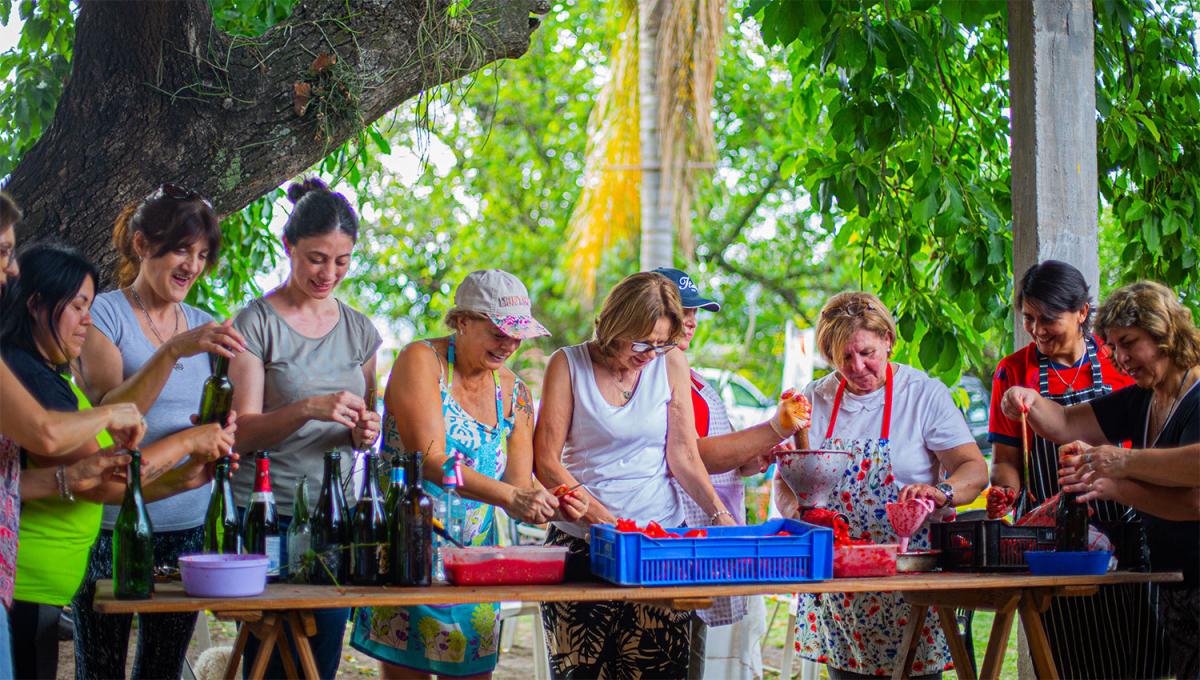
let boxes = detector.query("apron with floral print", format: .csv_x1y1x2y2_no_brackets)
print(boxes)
351,337,515,675
796,364,951,676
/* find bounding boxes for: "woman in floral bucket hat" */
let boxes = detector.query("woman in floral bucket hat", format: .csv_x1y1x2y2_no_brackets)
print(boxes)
352,269,587,678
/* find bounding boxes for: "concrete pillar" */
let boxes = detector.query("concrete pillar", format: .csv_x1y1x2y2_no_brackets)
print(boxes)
1008,0,1099,347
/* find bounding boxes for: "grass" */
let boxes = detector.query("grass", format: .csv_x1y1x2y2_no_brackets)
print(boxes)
760,598,1020,679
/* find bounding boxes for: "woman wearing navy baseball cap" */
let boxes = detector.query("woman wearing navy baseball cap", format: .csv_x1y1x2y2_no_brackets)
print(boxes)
653,267,810,679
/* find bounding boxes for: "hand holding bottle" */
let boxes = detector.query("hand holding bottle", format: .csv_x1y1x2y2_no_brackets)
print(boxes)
103,403,147,449
166,318,247,360
67,450,133,494
306,391,365,428
187,410,238,463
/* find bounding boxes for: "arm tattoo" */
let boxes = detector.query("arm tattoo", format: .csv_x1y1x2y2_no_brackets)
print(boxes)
514,381,534,423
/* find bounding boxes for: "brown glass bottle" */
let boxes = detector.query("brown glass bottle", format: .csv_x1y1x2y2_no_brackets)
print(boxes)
350,450,388,585
390,451,432,586
311,450,351,584
1055,489,1089,551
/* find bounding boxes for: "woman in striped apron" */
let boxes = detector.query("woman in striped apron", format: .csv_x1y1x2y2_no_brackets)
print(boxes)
987,261,1169,678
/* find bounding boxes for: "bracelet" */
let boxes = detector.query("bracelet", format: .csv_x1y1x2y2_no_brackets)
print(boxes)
709,509,733,523
56,464,75,503
767,416,791,439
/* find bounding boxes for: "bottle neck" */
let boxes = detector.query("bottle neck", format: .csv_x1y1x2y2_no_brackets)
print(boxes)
127,452,143,495
253,453,272,493
212,353,229,378
407,454,423,489
360,454,381,497
390,463,404,487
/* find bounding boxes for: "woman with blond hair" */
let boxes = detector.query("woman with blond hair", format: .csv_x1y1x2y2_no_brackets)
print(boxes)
1006,280,1200,678
775,291,987,679
534,271,736,678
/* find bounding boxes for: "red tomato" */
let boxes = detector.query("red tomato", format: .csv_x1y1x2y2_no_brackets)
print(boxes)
643,521,670,539
683,529,708,538
774,530,792,537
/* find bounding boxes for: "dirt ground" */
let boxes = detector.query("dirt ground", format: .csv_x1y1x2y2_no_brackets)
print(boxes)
54,607,795,679
54,610,539,679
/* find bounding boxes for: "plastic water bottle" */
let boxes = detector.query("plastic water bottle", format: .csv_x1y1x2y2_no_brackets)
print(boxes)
434,453,466,581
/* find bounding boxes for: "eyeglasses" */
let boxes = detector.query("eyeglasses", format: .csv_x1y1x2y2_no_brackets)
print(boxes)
630,341,677,355
146,183,212,208
822,300,873,319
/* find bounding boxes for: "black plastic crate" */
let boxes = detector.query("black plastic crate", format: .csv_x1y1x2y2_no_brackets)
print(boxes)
931,519,1056,571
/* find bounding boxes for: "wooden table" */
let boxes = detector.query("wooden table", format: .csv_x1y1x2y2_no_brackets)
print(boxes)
95,571,1180,680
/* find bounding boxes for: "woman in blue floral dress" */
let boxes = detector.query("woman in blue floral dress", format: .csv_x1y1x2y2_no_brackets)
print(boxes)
351,270,586,678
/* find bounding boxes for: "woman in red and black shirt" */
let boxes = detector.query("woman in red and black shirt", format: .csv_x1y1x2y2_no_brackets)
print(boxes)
986,260,1167,678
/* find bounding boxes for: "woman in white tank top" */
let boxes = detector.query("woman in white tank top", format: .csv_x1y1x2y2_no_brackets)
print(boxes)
534,272,735,679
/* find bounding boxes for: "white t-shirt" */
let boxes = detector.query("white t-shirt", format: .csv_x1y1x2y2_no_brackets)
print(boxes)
803,363,974,487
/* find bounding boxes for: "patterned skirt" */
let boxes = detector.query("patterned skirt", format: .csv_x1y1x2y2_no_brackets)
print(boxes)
540,527,701,679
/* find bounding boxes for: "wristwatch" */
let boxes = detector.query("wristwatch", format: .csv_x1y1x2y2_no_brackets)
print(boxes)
934,482,955,509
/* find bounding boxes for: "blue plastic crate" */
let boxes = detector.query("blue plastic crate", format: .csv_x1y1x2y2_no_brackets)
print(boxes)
590,518,834,586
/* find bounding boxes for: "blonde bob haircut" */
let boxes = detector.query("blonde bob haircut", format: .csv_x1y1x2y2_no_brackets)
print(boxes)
444,308,489,332
1096,281,1200,369
592,272,685,355
815,291,897,365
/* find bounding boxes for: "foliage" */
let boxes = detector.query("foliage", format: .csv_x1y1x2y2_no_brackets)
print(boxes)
1093,0,1200,304
4,0,1198,399
752,0,1200,387
0,0,74,178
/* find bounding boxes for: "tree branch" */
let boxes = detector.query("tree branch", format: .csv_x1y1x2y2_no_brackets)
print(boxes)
8,0,549,281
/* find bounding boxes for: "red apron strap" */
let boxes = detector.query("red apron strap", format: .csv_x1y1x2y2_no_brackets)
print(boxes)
826,363,894,441
825,379,848,441
880,363,894,439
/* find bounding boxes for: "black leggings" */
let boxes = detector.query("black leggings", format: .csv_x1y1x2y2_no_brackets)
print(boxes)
9,599,62,679
72,525,203,680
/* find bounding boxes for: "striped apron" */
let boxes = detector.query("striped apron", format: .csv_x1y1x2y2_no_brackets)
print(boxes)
1018,338,1169,678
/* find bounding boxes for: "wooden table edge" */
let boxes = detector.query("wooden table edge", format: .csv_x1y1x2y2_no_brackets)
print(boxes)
93,571,1182,615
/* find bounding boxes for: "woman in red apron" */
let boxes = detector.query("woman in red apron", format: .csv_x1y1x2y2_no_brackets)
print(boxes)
776,292,987,678
988,262,1168,678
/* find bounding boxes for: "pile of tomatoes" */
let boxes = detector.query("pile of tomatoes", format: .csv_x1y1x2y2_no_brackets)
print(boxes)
614,519,794,539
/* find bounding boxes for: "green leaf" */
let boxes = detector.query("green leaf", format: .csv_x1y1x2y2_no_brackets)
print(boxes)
912,191,938,223
368,127,392,155
899,314,916,343
1126,199,1150,221
742,0,773,20
1142,216,1161,254
938,335,960,372
838,30,868,74
918,330,941,371
1137,145,1159,178
1133,113,1161,143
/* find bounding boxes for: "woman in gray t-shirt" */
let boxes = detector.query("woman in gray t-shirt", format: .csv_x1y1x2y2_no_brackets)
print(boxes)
230,178,382,679
76,184,247,679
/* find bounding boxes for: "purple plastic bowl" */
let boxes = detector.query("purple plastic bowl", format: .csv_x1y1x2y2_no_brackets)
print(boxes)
179,554,269,597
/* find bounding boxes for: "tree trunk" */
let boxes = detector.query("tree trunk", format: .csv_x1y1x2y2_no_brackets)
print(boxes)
638,0,672,270
6,0,549,279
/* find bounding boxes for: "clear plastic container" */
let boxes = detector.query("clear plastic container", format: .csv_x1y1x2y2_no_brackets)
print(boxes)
833,543,899,578
442,546,568,585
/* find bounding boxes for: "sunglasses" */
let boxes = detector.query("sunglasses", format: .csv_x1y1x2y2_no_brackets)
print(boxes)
146,183,212,208
822,300,874,319
630,341,677,355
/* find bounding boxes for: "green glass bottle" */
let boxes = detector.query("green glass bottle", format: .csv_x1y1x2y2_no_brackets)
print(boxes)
113,450,154,600
198,354,233,427
391,451,432,586
287,475,313,583
203,458,241,553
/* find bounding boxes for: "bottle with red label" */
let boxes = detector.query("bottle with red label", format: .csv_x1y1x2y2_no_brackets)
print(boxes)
242,450,281,580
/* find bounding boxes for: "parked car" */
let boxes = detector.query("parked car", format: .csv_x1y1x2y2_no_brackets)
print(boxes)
957,374,993,459
694,368,776,432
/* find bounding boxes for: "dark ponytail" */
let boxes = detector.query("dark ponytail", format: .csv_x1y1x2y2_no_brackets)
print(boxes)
283,178,358,246
1016,260,1094,333
0,192,22,231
